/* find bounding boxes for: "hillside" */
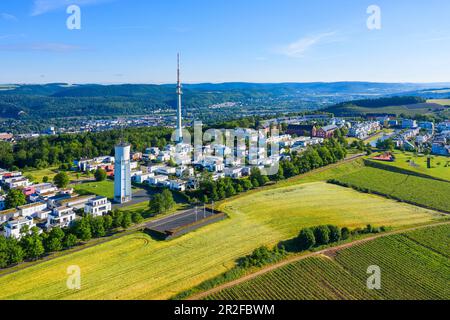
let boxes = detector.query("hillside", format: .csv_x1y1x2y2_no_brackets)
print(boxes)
1,83,449,128
322,96,449,117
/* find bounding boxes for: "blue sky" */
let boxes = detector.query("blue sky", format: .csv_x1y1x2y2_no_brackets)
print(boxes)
1,0,450,84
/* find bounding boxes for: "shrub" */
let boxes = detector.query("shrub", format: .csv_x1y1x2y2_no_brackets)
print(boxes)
313,225,330,245
327,225,341,243
296,228,316,250
341,227,350,240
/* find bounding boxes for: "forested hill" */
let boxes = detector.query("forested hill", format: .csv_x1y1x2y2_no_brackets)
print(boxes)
0,82,448,120
321,96,449,119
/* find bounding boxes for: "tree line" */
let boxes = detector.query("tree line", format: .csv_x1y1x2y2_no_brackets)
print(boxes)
0,127,172,170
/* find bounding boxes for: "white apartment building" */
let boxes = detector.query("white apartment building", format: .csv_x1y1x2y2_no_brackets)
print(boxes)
132,172,155,184
47,207,76,229
169,180,187,192
148,175,169,186
3,216,36,239
18,202,48,218
84,196,112,217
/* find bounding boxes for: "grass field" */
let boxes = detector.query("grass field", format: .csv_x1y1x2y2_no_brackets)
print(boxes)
207,224,450,300
332,166,450,212
370,151,450,181
23,167,86,183
73,180,141,200
427,99,450,106
0,167,443,300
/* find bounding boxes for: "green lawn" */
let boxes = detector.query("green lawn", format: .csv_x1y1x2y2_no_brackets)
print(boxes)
73,180,142,200
208,224,450,300
0,162,443,300
23,167,91,184
372,151,450,182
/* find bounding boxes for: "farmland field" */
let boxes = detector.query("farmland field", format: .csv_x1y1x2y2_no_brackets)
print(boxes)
369,151,450,182
207,224,450,300
332,167,450,212
0,165,443,299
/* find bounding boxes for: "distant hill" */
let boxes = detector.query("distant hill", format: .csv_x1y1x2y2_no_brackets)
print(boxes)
1,82,450,120
322,96,448,117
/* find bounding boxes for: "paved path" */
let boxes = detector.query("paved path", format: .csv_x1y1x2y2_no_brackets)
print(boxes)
187,221,450,300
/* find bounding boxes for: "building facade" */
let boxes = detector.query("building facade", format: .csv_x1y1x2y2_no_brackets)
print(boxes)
114,143,132,204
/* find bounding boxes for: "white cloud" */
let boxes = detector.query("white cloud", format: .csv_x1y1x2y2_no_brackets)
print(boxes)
31,0,114,16
0,13,18,21
277,32,337,58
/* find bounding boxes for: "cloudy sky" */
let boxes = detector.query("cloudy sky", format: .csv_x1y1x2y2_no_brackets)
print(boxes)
1,0,450,83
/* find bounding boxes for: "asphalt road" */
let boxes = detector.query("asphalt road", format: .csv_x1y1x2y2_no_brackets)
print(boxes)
146,207,216,233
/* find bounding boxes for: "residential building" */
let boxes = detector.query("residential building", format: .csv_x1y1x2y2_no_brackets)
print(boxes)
58,195,96,210
148,175,169,186
0,208,19,225
402,119,418,129
18,202,48,218
286,124,317,137
132,172,155,184
224,167,243,179
314,125,338,139
176,166,194,178
84,196,112,217
169,180,186,192
47,207,76,229
3,216,36,239
419,121,435,132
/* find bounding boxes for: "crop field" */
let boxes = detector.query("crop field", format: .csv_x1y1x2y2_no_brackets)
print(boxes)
370,151,450,181
403,224,449,257
332,167,450,212
0,174,442,299
207,224,450,300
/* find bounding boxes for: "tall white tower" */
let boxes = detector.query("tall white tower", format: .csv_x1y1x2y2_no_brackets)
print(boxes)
114,143,132,204
176,53,183,143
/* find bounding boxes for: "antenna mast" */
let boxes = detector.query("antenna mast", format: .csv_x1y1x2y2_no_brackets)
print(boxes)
176,53,183,143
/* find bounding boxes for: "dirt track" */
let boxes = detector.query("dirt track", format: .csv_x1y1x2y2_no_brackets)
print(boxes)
187,220,450,300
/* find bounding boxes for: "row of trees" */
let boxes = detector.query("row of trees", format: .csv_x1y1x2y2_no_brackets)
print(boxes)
296,224,387,251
